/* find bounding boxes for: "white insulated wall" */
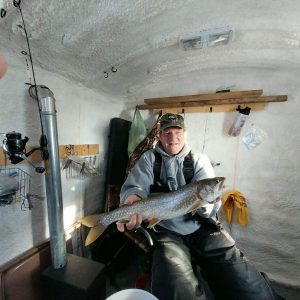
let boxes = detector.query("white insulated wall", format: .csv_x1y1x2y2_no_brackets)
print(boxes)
137,68,300,288
0,51,299,289
0,51,125,266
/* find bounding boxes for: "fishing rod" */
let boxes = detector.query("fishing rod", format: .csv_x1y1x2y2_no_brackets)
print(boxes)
1,0,48,173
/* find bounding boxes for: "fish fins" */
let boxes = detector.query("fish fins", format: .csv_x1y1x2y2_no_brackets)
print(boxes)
188,202,201,216
147,218,160,229
191,209,197,216
85,224,107,246
79,214,102,228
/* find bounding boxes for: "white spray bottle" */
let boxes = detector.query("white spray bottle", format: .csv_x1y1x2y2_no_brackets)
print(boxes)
228,106,251,137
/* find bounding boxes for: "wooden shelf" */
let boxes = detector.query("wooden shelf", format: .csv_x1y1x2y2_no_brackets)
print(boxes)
144,89,263,105
152,103,266,114
137,90,288,113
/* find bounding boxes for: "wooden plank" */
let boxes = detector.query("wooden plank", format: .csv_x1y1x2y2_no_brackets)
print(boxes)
138,95,287,110
0,151,8,166
144,89,263,105
153,103,266,114
0,144,99,166
59,144,99,159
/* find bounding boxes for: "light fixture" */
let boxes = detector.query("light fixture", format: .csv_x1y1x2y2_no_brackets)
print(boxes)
179,26,233,50
180,36,204,50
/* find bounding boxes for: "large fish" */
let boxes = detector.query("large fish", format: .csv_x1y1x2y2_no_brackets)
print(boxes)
80,177,225,245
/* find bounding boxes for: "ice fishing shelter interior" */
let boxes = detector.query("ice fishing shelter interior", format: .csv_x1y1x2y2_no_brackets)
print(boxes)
0,0,299,299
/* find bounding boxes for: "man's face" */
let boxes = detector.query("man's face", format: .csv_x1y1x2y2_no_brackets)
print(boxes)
159,127,185,155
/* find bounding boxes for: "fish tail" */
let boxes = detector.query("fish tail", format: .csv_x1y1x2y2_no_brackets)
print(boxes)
79,213,102,227
79,213,108,245
85,224,107,246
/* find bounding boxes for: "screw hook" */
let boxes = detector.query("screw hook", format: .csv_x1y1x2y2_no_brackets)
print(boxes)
0,8,6,18
13,0,21,8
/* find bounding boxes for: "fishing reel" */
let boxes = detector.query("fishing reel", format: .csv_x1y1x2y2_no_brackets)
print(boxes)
2,131,45,173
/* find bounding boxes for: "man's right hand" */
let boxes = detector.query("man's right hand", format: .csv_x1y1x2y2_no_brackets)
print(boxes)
116,195,143,232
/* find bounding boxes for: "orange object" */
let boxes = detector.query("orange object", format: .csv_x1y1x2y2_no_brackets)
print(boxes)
222,189,249,226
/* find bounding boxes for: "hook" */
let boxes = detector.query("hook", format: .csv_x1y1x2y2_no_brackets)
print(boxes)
65,144,74,156
0,8,6,18
111,66,117,73
211,162,221,168
104,71,108,78
13,0,21,7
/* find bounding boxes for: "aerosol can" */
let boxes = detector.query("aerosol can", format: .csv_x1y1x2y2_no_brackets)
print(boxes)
228,106,251,136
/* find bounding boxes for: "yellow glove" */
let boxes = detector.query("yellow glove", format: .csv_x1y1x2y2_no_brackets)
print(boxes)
222,189,248,227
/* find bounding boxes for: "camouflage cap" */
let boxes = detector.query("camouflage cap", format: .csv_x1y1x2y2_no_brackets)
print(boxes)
159,113,185,131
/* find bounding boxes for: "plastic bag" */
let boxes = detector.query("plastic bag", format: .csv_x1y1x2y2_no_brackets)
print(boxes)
242,124,267,150
127,108,147,157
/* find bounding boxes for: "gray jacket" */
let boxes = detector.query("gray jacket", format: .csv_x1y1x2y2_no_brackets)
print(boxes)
120,143,220,235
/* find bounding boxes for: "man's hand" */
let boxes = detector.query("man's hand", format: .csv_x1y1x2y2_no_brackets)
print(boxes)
116,195,143,232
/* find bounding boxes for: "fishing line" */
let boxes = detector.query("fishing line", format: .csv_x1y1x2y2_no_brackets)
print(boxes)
202,113,209,153
227,127,241,235
233,135,240,188
22,53,32,83
14,0,45,137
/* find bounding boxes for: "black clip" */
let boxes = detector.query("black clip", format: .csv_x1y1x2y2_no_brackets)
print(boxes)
13,0,21,8
0,8,6,18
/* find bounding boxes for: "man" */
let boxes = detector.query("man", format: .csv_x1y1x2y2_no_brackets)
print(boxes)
118,113,281,300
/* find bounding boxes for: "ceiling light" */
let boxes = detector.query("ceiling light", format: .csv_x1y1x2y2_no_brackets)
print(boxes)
180,36,204,50
179,26,233,50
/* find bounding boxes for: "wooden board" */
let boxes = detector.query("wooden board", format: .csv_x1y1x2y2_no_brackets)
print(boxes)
144,89,263,105
59,144,99,159
153,103,266,114
138,95,287,110
0,144,99,166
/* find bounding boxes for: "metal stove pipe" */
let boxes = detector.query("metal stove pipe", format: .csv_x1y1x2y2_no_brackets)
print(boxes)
30,85,67,269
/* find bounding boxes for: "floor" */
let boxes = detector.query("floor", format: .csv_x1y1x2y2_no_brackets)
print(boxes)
90,226,300,300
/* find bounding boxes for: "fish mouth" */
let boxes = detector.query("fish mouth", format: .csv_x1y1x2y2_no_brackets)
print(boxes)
210,195,221,204
216,177,225,191
210,177,225,202
196,177,226,203
214,178,225,202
